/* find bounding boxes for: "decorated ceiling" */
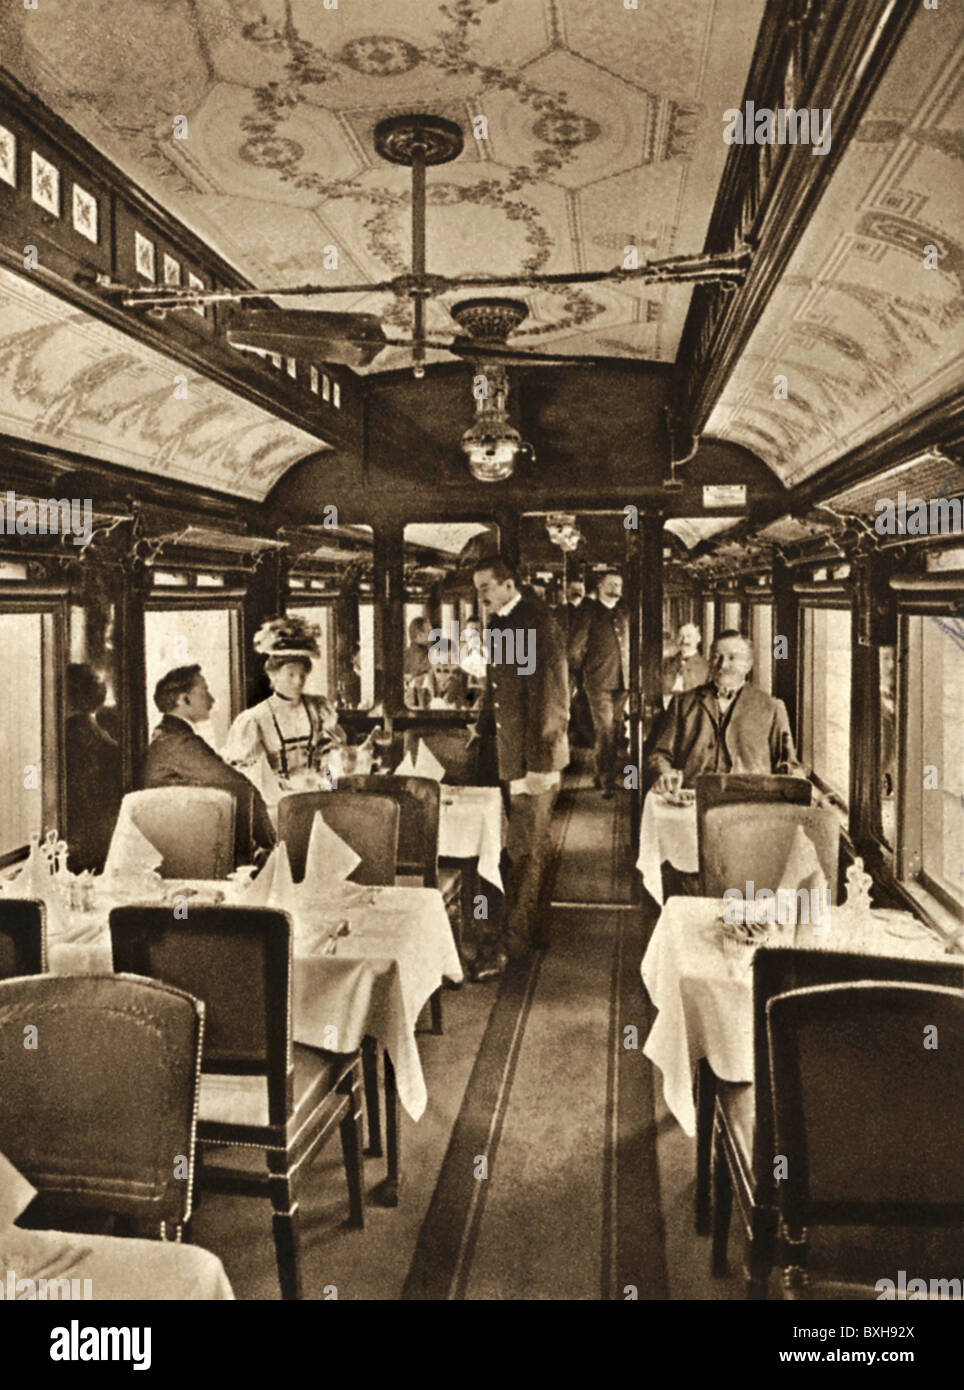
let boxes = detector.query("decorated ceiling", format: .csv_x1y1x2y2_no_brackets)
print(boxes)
0,0,764,367
706,3,964,487
0,266,327,500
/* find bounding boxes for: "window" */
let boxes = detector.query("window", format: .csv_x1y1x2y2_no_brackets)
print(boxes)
0,610,58,857
878,645,897,847
901,613,963,913
702,600,715,656
144,606,239,751
750,603,773,693
799,606,851,803
722,600,742,631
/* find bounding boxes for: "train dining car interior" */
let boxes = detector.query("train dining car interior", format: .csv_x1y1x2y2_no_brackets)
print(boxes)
0,0,961,1335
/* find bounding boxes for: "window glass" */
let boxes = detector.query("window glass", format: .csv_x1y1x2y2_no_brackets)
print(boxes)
702,600,715,656
402,522,499,711
915,615,963,907
878,645,896,847
145,607,235,750
722,600,742,631
750,604,773,693
800,607,851,802
0,612,44,855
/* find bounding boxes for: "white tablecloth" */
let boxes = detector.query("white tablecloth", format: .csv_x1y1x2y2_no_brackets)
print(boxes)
0,1226,233,1300
635,794,698,905
439,786,505,892
45,879,462,1123
640,896,954,1136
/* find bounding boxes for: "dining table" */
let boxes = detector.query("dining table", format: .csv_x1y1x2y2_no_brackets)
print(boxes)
640,895,959,1137
635,791,698,906
35,867,462,1207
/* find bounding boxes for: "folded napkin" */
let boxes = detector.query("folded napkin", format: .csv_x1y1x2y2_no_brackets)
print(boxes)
238,841,298,912
301,811,361,889
777,824,828,927
0,1149,36,1229
414,740,446,781
394,749,417,777
103,813,163,880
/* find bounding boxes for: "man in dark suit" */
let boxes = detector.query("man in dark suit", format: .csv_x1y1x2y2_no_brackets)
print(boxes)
568,571,631,796
142,664,276,862
644,631,802,897
660,622,710,704
646,631,801,792
471,558,570,974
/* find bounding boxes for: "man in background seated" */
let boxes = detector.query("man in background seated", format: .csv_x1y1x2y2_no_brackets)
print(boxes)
661,623,709,706
65,663,123,873
142,664,275,863
644,631,802,896
646,631,801,794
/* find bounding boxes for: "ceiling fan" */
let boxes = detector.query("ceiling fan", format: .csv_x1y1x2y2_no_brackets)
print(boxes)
86,114,751,378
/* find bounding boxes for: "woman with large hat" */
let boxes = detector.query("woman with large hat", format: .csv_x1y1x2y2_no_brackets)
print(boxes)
224,615,346,797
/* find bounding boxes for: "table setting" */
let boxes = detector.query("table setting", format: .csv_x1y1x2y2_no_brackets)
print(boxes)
640,858,960,1135
3,811,461,1124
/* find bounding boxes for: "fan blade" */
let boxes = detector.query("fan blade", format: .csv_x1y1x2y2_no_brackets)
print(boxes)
226,308,390,369
445,341,599,366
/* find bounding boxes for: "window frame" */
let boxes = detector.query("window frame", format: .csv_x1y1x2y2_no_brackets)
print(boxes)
897,606,963,922
143,589,244,743
796,598,853,810
0,586,67,864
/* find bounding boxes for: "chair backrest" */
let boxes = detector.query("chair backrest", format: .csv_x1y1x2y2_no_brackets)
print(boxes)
0,899,45,976
768,981,964,1230
696,773,811,841
110,906,293,1126
122,787,236,879
277,791,399,885
749,948,963,1201
401,727,480,785
0,972,204,1232
701,803,840,901
337,775,440,886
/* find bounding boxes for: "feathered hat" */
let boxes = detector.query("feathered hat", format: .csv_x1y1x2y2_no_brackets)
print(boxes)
252,614,321,659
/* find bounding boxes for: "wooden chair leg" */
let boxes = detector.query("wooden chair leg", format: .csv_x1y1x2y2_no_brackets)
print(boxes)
746,1208,778,1300
694,1059,715,1235
267,1164,303,1301
374,1051,400,1208
429,986,443,1035
710,1125,732,1277
338,1070,366,1229
362,1035,382,1158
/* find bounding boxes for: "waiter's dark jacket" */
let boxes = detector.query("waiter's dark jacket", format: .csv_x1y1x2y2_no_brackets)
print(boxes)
645,683,801,790
142,713,276,858
480,599,570,784
568,598,630,691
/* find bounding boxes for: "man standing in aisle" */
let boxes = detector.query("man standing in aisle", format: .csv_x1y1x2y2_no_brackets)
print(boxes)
568,570,630,797
470,557,570,976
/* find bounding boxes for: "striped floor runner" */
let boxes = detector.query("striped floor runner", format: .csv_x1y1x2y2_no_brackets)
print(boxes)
403,785,667,1299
